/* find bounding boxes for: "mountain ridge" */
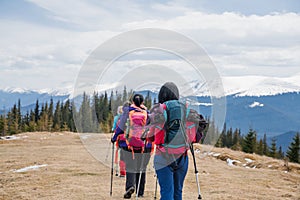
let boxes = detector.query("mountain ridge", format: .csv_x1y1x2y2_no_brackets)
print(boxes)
1,87,299,153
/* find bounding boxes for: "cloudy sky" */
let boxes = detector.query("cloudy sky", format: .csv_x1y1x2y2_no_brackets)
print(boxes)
0,0,299,95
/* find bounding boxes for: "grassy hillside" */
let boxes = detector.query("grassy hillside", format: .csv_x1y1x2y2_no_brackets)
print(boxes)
0,132,299,200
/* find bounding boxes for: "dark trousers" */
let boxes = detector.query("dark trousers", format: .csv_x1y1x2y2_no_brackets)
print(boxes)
121,148,151,196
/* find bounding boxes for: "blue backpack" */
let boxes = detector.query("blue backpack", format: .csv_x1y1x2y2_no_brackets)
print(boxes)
163,100,189,153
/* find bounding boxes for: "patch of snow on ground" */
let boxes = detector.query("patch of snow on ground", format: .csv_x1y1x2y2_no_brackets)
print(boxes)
249,101,264,108
81,135,91,140
245,158,253,163
0,136,21,140
226,158,241,166
13,164,48,173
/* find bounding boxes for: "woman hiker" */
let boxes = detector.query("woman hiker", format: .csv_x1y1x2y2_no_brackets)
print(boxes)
111,94,152,199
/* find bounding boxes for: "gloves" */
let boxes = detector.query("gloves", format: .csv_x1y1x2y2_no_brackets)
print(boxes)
111,137,115,143
198,115,207,130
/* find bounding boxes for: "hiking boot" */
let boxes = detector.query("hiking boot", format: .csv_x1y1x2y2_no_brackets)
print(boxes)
124,187,135,199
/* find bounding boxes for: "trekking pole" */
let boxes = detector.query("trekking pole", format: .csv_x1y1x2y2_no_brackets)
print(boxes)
154,174,158,199
136,129,149,200
105,132,114,162
114,144,119,176
110,141,115,196
189,143,202,199
136,151,144,200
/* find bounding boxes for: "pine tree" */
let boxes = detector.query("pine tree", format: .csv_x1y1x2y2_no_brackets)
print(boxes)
6,104,19,135
79,93,97,132
48,98,54,131
277,146,284,159
38,103,49,131
34,100,40,123
0,115,4,136
12,103,19,134
103,91,109,121
122,86,127,102
28,110,36,132
71,101,77,132
231,128,242,151
219,123,226,147
109,91,113,113
226,127,233,148
62,99,73,132
92,92,100,123
262,133,269,156
269,138,277,158
242,129,257,153
22,111,30,132
286,133,300,163
17,99,21,131
53,101,62,131
144,91,152,109
215,132,224,148
256,139,264,155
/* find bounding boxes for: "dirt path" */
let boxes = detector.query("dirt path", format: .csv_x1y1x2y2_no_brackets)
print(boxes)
0,132,299,200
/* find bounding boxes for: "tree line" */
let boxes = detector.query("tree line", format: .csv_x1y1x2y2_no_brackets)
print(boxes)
0,87,152,134
210,123,299,164
0,89,299,163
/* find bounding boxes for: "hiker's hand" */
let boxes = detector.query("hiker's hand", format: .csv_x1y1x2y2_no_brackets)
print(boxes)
111,138,115,143
198,118,208,132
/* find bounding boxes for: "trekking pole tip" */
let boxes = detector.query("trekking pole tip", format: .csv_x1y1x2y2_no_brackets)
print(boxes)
198,194,202,199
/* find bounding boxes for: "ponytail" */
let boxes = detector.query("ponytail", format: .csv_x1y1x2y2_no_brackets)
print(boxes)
132,94,144,107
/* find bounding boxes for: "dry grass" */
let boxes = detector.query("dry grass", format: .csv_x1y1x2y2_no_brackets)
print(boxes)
0,132,299,200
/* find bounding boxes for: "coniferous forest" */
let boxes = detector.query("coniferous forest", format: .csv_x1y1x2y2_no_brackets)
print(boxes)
0,88,299,164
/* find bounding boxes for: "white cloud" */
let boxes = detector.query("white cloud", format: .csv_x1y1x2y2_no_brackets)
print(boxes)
25,0,152,31
0,1,299,94
122,11,300,77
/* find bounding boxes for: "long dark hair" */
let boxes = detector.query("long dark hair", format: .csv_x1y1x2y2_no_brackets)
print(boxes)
158,82,179,103
132,94,144,107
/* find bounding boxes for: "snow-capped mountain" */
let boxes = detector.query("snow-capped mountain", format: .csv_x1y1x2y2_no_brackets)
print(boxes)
185,75,300,97
1,82,300,152
1,75,300,134
0,88,69,114
230,77,300,97
2,86,73,96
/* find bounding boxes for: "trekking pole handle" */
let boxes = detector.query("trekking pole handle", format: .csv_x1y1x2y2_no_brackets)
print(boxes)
189,144,199,173
141,128,149,141
190,143,202,199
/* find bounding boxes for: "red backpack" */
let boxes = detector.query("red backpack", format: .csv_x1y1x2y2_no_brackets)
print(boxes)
150,103,204,154
125,105,148,150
